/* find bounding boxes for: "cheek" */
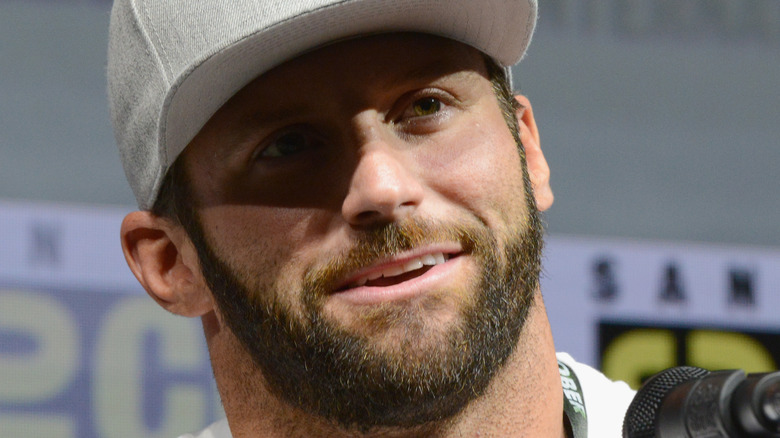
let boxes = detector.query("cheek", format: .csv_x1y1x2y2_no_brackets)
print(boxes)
418,118,529,224
200,206,293,258
197,205,326,301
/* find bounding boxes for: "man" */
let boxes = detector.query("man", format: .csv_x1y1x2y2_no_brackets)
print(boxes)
107,0,634,436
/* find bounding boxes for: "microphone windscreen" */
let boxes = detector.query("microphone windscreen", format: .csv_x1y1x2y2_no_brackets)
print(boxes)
622,366,710,438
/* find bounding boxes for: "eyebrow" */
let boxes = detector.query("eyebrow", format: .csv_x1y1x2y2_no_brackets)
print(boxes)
239,106,307,135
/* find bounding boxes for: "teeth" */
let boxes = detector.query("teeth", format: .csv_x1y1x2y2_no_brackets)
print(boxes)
403,259,424,272
383,265,405,277
352,252,450,287
421,254,437,266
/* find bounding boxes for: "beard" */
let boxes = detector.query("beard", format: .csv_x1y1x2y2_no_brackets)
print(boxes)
187,201,544,431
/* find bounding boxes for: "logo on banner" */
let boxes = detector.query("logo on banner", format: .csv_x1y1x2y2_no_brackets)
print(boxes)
28,223,62,267
588,257,762,308
658,261,686,303
728,267,755,306
592,257,619,301
599,321,780,389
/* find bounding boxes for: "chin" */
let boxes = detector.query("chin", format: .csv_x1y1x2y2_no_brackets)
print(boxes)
324,284,474,333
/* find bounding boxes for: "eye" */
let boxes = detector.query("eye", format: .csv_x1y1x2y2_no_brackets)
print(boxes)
411,97,442,117
394,94,449,125
257,130,317,160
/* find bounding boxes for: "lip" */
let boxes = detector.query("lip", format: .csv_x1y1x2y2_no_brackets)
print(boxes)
331,245,464,305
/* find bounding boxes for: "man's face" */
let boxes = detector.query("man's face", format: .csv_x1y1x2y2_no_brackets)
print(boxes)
181,33,543,430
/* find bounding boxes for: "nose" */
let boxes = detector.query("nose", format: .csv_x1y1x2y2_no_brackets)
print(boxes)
341,144,424,228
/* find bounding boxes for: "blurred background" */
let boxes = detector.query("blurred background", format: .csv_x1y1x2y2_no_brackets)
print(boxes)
1,0,778,437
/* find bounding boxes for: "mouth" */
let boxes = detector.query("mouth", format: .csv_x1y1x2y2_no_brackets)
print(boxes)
334,250,460,294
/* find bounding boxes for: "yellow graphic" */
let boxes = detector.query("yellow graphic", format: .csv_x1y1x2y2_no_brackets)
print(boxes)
601,327,778,389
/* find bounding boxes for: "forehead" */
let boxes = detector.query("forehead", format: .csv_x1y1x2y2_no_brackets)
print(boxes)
224,32,489,107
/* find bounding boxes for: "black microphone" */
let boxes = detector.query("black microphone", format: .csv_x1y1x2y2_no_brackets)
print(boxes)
623,366,780,437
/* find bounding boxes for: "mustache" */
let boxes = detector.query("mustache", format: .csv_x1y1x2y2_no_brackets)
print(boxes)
301,218,489,298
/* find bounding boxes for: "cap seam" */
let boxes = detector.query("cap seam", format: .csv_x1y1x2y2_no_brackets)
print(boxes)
521,0,535,59
138,0,173,86
135,0,173,209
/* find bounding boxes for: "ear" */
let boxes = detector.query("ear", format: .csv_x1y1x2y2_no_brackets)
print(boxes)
120,211,213,317
514,95,554,212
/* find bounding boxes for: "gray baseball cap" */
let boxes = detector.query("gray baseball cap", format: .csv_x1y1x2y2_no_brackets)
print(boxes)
107,0,538,209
